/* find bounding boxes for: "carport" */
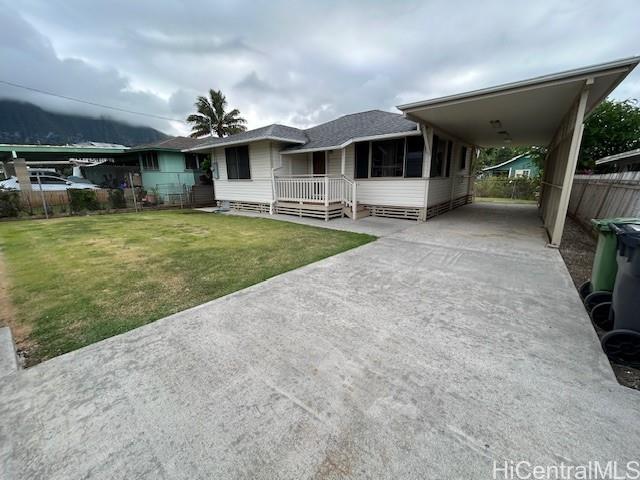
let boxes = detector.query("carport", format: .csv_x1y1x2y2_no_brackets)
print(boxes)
398,57,640,246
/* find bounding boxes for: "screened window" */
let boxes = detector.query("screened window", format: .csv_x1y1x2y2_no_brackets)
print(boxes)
371,139,404,177
225,145,250,180
459,146,468,170
445,140,453,177
184,153,199,170
405,136,424,178
141,151,159,171
431,135,446,177
354,142,369,179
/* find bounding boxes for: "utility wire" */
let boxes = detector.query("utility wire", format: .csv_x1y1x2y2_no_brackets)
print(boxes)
0,79,185,123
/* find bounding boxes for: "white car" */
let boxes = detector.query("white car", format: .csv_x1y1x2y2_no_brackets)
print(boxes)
0,175,100,191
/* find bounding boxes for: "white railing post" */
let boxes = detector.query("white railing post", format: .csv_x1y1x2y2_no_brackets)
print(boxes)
352,181,357,220
324,175,329,207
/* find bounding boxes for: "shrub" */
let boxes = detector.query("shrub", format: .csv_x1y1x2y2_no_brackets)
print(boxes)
68,189,100,212
0,189,21,217
108,189,127,209
475,176,540,200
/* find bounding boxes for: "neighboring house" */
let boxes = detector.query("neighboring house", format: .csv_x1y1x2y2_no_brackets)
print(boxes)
126,137,210,198
185,110,474,221
481,154,540,178
595,147,640,172
0,139,212,203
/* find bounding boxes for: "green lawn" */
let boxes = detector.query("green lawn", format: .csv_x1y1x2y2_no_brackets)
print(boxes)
0,211,374,365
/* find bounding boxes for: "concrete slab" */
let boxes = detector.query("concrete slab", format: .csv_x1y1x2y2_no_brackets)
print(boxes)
220,209,416,237
1,203,639,479
0,327,17,379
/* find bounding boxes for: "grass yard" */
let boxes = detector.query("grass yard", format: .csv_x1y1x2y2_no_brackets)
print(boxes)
0,211,374,365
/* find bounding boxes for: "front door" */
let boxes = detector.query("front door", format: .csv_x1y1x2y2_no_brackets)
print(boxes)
313,151,326,175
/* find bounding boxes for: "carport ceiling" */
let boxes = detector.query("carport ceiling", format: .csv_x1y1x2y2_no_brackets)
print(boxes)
398,57,640,147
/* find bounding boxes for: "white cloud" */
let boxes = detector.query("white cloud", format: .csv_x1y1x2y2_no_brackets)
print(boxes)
1,0,639,138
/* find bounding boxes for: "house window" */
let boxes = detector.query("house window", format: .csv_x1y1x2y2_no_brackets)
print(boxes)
514,169,531,178
141,151,159,171
354,142,369,179
405,136,424,178
184,153,199,170
225,145,250,180
371,139,404,177
430,135,446,177
445,140,453,177
460,146,468,170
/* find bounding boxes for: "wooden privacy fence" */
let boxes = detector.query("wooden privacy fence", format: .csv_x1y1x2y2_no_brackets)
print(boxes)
22,189,110,209
569,172,640,228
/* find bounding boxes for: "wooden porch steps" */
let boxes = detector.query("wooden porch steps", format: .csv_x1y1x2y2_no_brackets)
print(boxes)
343,205,370,220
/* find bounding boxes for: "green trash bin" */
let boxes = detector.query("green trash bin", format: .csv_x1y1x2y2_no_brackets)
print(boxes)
579,217,640,328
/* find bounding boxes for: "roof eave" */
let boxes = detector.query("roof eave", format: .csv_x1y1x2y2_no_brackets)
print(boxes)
282,129,421,155
397,56,640,113
183,136,307,152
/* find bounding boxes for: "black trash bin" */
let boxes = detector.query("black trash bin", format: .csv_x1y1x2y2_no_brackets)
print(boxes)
601,223,640,367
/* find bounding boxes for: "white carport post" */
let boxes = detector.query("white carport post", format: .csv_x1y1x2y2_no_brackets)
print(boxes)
419,124,433,221
541,80,591,247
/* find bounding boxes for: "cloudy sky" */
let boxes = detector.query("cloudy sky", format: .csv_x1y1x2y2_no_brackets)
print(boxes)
1,0,639,136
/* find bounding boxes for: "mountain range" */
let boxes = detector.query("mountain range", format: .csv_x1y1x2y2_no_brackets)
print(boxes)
0,99,168,146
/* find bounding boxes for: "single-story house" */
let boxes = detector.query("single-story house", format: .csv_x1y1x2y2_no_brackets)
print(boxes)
595,147,640,172
186,57,639,246
186,110,474,221
481,153,540,178
124,137,211,199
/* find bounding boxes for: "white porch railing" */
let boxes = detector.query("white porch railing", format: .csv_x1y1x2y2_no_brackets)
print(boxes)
274,174,356,214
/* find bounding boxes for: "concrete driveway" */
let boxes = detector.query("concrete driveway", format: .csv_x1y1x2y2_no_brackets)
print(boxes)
1,203,639,479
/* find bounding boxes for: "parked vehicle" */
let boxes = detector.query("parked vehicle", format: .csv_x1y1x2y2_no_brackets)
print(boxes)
0,175,100,191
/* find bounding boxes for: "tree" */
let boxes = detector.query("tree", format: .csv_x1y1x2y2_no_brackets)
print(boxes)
186,89,247,138
579,99,640,171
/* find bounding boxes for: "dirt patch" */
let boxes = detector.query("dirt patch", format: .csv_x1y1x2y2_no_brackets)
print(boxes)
560,215,640,391
0,251,33,367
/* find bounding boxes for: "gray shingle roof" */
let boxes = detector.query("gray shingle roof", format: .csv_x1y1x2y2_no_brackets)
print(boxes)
185,110,418,152
131,136,210,151
191,124,308,150
286,110,418,151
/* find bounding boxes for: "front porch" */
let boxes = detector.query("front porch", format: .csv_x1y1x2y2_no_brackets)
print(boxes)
273,174,366,221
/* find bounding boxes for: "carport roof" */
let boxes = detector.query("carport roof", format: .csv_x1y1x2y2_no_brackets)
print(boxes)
397,57,640,147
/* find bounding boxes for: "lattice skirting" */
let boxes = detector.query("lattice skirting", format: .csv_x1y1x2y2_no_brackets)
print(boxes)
364,205,422,220
224,201,270,213
425,195,473,219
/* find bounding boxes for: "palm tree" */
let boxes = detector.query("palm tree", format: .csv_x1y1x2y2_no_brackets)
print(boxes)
186,89,247,138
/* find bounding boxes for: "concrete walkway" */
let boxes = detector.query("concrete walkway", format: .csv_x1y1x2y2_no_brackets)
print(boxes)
2,203,639,479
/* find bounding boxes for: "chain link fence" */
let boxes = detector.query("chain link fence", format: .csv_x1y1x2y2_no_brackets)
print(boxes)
0,184,215,220
474,176,540,201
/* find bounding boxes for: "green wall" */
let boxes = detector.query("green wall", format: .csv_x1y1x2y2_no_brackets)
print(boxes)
139,151,199,197
485,155,540,177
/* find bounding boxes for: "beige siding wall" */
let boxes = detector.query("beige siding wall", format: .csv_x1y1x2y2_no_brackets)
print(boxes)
212,140,277,203
289,153,310,175
427,138,473,207
356,179,427,207
327,145,355,176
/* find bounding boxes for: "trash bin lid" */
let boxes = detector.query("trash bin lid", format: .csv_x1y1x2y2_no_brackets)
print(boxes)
609,222,640,248
591,217,640,232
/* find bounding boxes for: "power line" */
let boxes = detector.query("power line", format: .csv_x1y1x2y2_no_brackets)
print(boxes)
0,79,186,123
